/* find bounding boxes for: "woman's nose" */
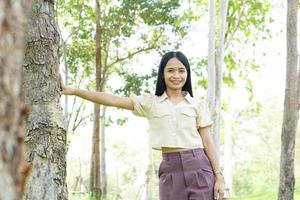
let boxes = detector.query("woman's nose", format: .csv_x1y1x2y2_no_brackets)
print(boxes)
173,71,180,77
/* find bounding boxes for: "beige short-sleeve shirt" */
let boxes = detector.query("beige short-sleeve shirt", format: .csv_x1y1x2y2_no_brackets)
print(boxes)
130,91,213,150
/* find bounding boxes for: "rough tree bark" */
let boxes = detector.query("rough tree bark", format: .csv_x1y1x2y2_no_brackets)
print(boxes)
278,0,299,199
22,0,68,199
0,1,32,199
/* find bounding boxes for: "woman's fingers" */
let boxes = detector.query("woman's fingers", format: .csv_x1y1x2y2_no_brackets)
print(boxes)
219,190,224,200
214,182,225,200
214,188,219,199
58,74,64,91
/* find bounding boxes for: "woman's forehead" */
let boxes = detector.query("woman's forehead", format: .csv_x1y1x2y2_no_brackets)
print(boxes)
165,58,185,68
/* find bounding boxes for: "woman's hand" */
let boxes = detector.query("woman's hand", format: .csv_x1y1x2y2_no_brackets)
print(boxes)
214,175,225,200
59,74,75,95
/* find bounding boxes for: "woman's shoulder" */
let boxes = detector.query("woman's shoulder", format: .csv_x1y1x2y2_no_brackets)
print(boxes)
190,96,210,109
130,93,156,103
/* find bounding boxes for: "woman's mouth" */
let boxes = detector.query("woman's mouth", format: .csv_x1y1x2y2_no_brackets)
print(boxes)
170,81,181,85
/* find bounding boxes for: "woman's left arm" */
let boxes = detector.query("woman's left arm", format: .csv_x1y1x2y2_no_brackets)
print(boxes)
198,126,225,200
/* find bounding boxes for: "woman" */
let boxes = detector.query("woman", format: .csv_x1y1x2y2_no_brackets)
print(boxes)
60,51,224,200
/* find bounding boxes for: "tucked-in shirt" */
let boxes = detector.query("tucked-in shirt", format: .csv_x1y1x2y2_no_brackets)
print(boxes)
130,91,213,150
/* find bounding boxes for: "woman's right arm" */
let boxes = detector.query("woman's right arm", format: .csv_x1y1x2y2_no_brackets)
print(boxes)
60,77,134,111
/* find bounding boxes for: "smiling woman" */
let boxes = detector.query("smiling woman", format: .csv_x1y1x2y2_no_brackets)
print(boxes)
60,51,225,200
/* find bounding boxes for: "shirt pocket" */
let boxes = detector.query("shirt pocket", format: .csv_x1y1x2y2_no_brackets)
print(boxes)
179,108,197,130
149,109,170,132
152,109,170,118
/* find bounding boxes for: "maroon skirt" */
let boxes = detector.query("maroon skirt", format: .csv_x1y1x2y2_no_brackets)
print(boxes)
158,148,215,200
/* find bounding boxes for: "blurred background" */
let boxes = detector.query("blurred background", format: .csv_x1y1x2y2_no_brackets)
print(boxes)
55,0,299,199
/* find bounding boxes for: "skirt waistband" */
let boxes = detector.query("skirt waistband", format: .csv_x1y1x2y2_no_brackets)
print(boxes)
162,147,204,161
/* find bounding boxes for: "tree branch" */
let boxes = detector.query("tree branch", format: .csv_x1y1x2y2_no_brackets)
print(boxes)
107,45,155,68
225,4,245,50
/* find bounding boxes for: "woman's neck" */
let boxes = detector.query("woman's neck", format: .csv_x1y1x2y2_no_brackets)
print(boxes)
165,89,184,99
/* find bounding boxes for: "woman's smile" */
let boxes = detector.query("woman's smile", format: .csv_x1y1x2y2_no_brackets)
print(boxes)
170,80,182,85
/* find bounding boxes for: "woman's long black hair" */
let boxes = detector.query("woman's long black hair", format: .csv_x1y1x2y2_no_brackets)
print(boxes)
154,51,193,97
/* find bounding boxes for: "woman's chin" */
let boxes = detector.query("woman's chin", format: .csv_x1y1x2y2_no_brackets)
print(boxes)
167,85,184,90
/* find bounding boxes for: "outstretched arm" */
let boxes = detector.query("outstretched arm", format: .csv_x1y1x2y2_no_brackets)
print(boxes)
59,76,134,110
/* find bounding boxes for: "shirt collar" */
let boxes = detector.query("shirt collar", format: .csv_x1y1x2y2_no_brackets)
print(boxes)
158,91,193,104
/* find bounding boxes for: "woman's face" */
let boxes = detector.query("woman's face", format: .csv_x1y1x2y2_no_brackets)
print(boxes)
163,57,187,91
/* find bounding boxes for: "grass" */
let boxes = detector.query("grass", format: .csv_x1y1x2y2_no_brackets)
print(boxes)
229,177,300,200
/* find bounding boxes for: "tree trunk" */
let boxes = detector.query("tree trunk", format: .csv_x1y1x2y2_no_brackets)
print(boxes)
100,106,107,197
90,0,102,198
0,1,32,199
22,0,68,199
90,104,101,199
278,0,299,199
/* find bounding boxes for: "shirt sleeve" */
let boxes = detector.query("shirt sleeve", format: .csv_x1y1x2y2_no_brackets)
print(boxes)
196,101,214,128
129,94,154,118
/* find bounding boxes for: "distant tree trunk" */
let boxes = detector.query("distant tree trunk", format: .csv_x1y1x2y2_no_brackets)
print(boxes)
278,0,299,199
0,1,32,199
100,106,107,197
22,0,68,199
91,104,101,199
90,0,102,198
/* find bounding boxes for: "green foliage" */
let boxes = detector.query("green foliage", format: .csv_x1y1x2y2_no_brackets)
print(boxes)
226,0,272,45
194,0,272,101
192,58,208,89
231,99,282,197
114,68,157,96
230,176,300,199
223,0,272,99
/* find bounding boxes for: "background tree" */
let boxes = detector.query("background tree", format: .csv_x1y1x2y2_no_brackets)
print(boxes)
22,0,67,199
0,1,32,199
278,0,299,199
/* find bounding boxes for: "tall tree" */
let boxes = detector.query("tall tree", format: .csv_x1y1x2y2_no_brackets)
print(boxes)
90,2,102,198
22,0,67,199
0,1,32,199
278,0,299,199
